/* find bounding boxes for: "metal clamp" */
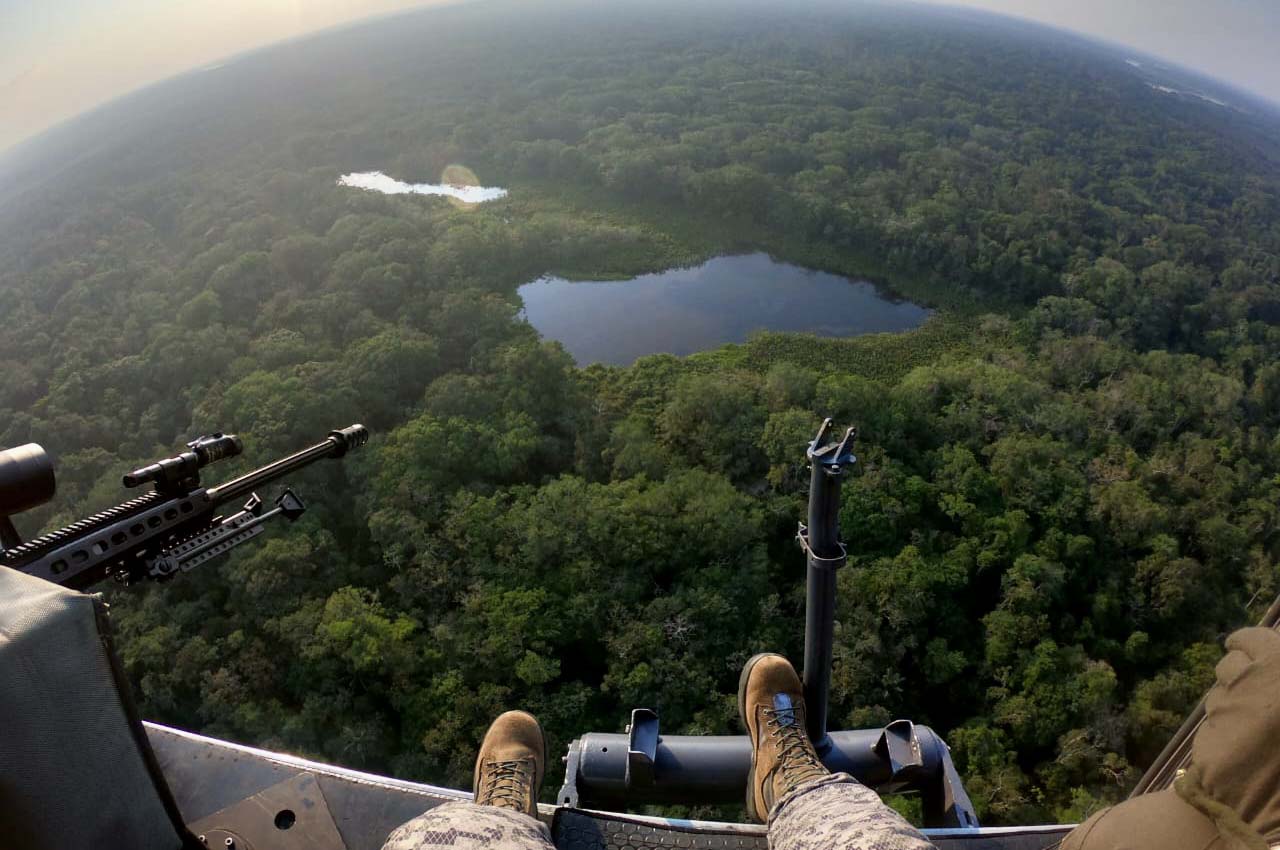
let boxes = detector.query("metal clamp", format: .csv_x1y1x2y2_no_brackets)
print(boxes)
875,719,924,777
556,739,583,807
625,708,659,790
796,523,848,568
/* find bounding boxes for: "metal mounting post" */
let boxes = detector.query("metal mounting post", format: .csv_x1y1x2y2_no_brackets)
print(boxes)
798,418,855,750
0,515,20,553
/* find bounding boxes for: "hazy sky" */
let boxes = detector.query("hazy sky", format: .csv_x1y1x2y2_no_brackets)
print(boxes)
934,0,1280,99
2,0,1278,154
0,0,452,153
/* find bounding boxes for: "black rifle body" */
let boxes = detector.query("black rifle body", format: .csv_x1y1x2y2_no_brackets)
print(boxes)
0,426,366,591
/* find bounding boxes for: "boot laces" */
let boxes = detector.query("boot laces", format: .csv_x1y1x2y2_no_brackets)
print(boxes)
478,759,531,809
764,709,825,790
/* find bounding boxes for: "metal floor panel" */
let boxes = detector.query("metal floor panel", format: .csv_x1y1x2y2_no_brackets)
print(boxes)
146,723,1072,850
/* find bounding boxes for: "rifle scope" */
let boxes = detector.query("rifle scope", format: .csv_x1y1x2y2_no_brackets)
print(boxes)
0,443,56,551
0,444,56,518
123,433,244,490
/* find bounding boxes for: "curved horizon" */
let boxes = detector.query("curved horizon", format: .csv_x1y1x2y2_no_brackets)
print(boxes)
2,0,1278,158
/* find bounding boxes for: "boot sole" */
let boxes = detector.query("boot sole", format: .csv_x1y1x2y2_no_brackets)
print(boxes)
738,652,784,824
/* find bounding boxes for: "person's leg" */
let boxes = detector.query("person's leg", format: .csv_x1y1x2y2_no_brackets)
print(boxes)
1059,626,1280,850
381,710,554,850
737,653,933,850
767,773,936,850
1057,790,1229,850
1185,627,1280,846
381,801,553,850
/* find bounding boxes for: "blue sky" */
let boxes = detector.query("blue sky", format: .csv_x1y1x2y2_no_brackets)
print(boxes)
2,0,1278,153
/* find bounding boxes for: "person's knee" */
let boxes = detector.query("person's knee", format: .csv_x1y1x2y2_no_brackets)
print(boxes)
1060,790,1227,850
1064,625,1280,850
1193,627,1280,843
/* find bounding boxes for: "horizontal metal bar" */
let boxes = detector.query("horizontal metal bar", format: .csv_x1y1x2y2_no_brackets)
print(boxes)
573,729,899,806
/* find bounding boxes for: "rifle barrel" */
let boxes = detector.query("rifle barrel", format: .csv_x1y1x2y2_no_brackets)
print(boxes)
208,426,367,504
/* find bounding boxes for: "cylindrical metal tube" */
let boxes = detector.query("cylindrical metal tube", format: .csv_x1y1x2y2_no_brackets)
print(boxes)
803,456,845,746
803,557,838,745
573,729,892,806
209,439,340,503
806,464,843,558
0,443,55,517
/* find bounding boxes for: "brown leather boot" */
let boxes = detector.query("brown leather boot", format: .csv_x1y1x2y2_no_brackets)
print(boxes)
473,710,546,817
738,653,830,823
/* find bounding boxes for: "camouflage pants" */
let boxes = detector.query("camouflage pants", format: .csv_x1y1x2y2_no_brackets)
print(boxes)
381,773,933,850
381,801,554,850
769,773,934,850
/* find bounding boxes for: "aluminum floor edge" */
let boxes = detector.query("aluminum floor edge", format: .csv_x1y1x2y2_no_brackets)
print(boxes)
145,722,1072,850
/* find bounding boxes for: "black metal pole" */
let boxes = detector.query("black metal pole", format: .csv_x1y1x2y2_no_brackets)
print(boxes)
800,419,855,749
569,729,891,806
565,724,980,827
803,555,838,747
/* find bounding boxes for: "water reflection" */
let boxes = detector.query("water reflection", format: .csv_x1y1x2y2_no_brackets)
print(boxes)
519,253,930,366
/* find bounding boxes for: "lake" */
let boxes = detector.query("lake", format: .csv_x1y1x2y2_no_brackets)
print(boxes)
518,253,930,366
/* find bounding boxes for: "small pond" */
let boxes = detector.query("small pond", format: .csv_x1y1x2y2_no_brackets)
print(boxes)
337,170,508,202
518,253,930,366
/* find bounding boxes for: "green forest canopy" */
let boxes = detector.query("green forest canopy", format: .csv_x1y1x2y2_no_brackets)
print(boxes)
1,0,1278,826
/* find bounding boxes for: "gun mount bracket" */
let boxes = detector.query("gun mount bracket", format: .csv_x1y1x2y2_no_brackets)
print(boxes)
806,419,856,469
557,739,584,807
796,523,848,568
625,708,659,790
875,719,925,778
